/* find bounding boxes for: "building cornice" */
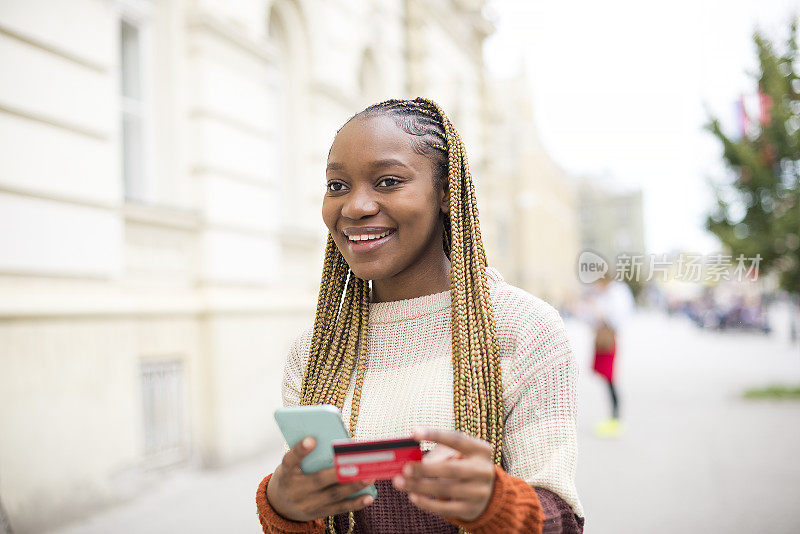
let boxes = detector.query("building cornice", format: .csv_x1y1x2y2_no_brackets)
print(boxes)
0,103,109,141
0,22,108,73
0,182,118,211
186,8,277,63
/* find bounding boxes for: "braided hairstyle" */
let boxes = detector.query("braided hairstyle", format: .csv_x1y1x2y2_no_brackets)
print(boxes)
301,99,504,531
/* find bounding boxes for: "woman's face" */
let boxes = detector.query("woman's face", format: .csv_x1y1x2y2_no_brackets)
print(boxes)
322,114,448,282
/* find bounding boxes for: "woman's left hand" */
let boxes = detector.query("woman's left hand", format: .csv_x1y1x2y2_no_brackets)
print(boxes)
392,428,496,522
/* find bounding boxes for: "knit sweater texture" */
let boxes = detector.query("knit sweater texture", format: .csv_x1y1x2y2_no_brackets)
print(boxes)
258,267,584,532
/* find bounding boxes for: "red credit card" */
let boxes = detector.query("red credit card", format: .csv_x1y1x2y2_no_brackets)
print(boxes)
333,437,422,483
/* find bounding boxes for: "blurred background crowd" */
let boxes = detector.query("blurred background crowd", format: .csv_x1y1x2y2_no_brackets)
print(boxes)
0,1,798,533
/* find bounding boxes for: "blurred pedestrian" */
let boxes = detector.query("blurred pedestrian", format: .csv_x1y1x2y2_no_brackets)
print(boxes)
589,273,634,437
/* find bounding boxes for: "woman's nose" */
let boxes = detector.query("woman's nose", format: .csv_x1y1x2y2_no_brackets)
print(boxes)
341,187,379,219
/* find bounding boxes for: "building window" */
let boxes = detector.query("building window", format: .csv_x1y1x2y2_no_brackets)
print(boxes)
118,2,153,203
140,358,187,466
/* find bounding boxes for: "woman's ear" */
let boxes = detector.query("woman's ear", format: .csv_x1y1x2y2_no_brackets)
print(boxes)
439,178,450,214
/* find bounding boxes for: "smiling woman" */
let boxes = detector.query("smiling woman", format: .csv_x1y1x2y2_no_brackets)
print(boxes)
256,98,585,534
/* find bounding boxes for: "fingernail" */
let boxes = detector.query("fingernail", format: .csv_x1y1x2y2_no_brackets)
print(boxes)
363,496,373,505
408,493,417,503
402,465,412,477
413,427,426,438
302,437,314,449
393,475,404,489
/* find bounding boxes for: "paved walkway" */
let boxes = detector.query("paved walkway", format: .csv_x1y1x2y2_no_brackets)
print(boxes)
49,449,282,534
574,312,800,534
50,311,800,534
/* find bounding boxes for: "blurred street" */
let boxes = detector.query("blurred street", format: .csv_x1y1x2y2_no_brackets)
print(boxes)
573,311,800,534
49,311,800,534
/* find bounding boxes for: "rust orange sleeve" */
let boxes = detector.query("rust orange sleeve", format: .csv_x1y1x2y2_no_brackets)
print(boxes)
256,474,326,534
447,465,545,534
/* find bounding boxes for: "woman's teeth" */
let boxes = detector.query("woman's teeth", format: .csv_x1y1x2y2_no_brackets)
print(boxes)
348,230,393,242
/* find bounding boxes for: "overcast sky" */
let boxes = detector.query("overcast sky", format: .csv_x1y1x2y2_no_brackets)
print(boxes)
484,0,799,255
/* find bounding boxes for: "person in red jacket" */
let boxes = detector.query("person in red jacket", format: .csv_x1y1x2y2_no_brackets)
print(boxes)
256,98,584,533
589,273,635,437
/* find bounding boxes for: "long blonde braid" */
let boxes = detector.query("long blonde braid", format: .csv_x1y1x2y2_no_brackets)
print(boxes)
300,98,504,532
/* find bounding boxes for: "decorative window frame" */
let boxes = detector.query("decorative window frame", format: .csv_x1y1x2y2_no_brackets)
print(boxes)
116,0,156,204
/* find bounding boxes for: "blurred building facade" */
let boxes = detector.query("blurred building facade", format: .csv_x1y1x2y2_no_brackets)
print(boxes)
0,0,576,531
484,75,580,306
578,181,646,266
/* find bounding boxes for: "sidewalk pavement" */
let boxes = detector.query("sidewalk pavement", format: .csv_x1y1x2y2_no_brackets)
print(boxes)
49,311,800,534
574,311,800,534
50,449,282,534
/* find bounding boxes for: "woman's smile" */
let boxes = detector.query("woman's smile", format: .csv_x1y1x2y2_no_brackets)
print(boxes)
342,227,397,254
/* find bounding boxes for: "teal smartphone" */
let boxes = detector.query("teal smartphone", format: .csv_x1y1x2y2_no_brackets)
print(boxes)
274,404,377,500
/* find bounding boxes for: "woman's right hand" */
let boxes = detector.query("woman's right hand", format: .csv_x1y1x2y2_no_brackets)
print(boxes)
266,437,375,522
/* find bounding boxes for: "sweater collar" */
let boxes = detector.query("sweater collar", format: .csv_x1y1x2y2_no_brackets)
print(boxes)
368,267,503,324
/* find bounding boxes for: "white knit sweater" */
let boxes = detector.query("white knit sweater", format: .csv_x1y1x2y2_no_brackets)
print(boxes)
281,267,584,518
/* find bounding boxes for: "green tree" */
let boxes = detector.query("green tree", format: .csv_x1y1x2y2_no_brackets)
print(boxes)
706,19,800,294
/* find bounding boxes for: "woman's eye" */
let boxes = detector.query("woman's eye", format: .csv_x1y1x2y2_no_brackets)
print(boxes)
377,177,400,187
327,182,346,193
